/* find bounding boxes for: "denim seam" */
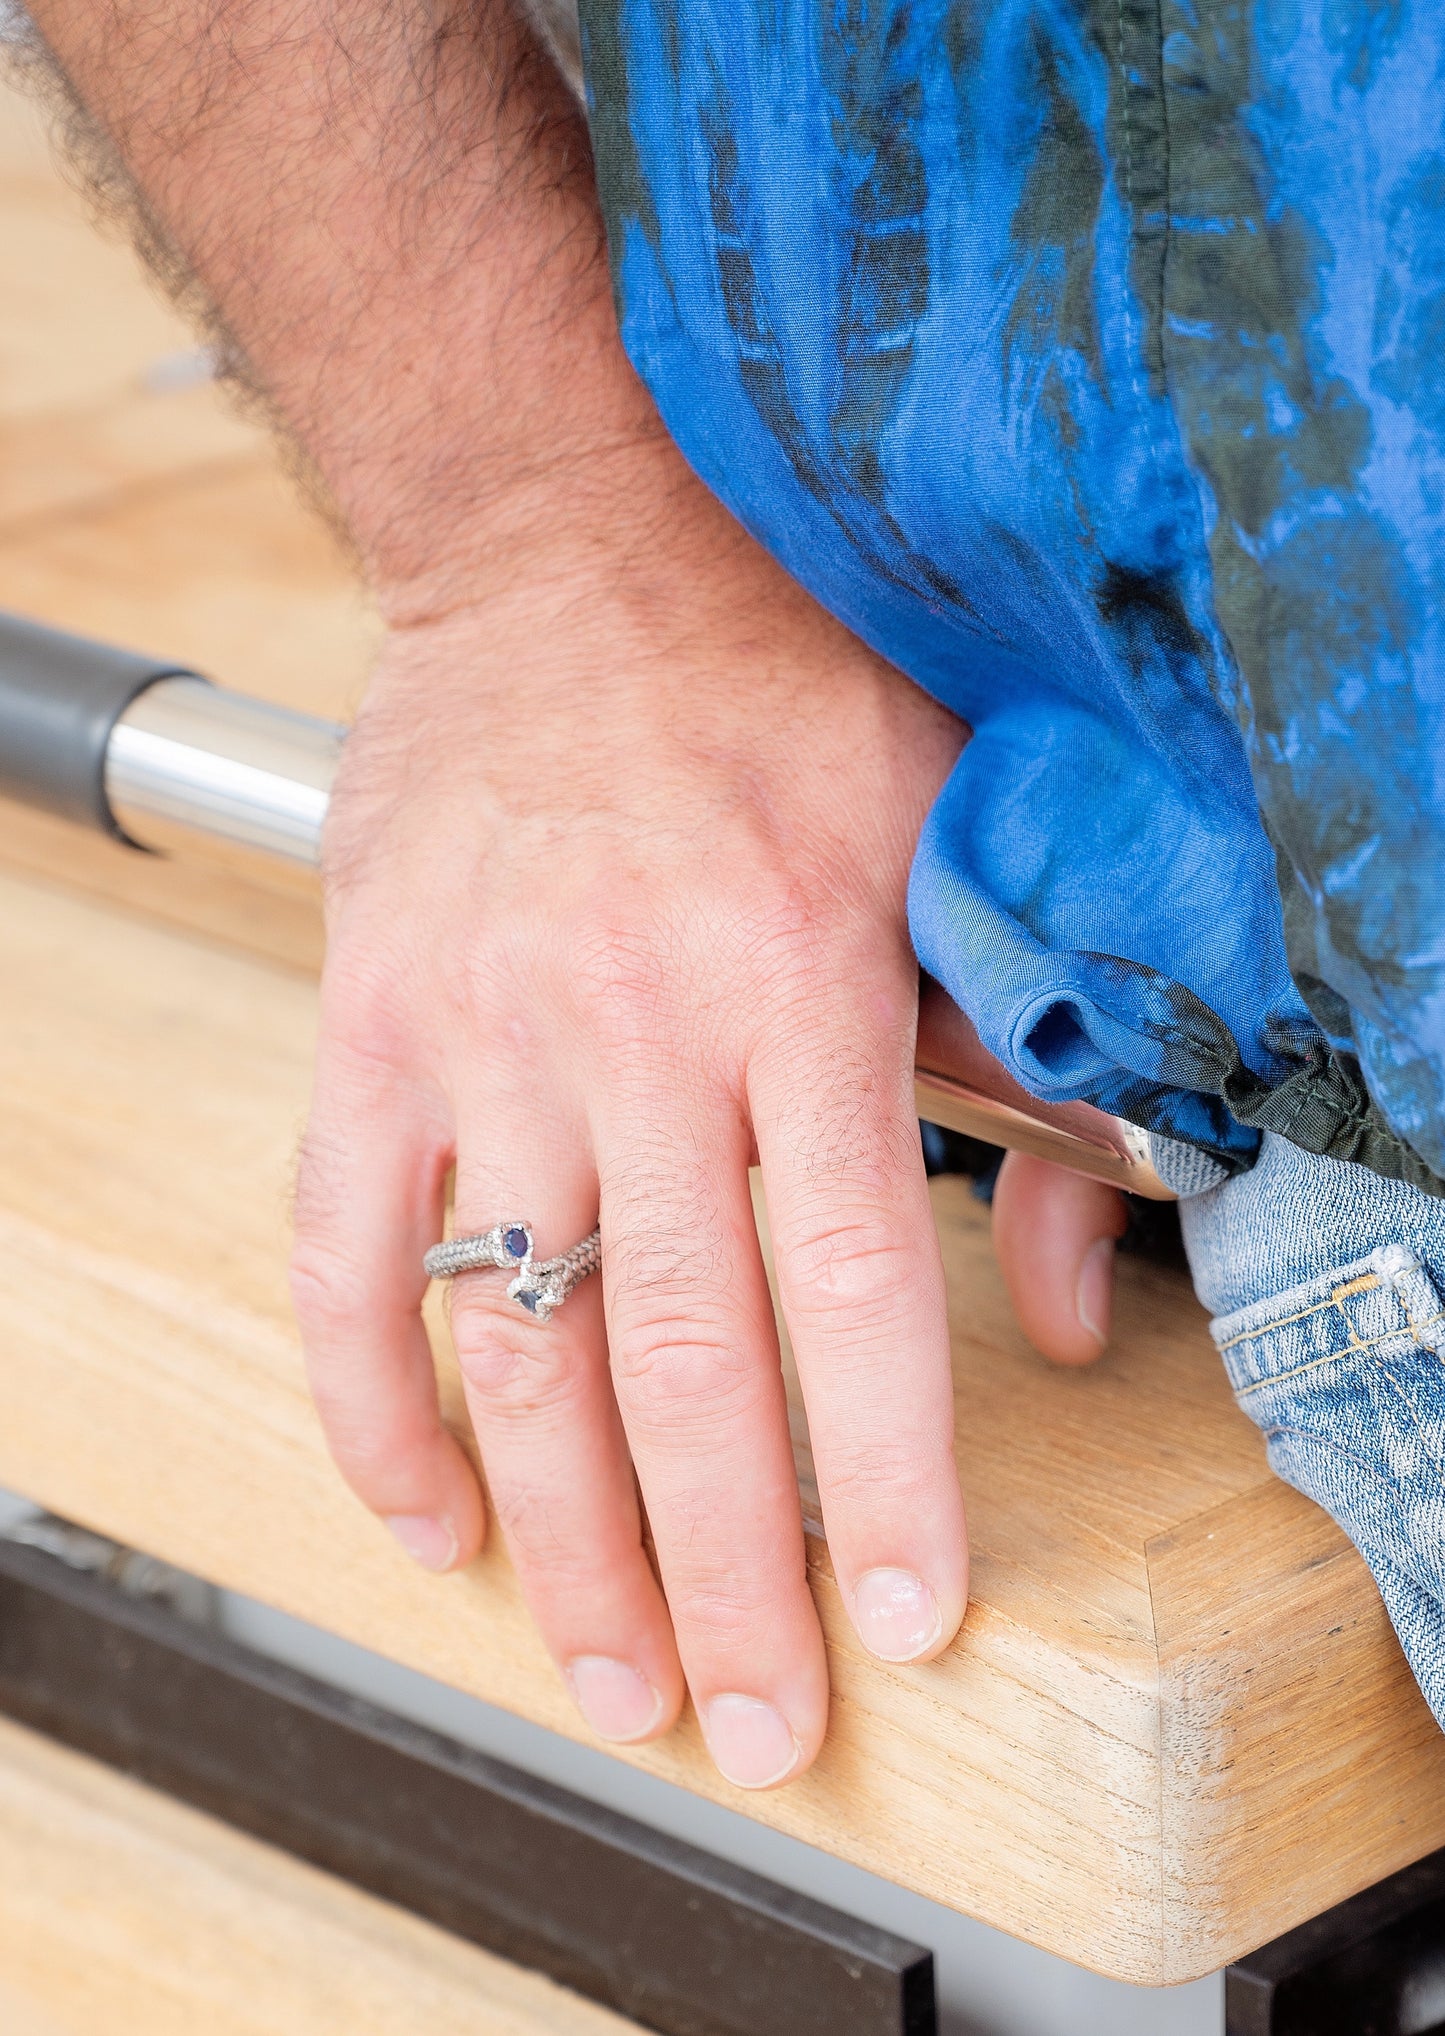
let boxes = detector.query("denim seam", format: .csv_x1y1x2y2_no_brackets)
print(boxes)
1261,1420,1406,1493
1383,1260,1445,1352
1215,1275,1381,1352
1379,1360,1445,1486
1217,1248,1445,1353
1232,1313,1445,1397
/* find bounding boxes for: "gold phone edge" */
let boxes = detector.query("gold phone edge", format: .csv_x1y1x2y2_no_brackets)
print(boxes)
913,1071,1177,1202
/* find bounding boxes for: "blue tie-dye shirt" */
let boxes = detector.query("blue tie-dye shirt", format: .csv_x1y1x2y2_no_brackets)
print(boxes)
579,0,1445,1190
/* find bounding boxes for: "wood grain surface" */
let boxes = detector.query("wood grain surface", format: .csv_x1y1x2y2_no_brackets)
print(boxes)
4,864,1445,1983
0,1715,638,2036
5,72,1445,1988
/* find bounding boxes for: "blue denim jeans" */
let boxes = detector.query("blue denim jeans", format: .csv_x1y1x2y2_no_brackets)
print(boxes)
1171,1134,1445,1725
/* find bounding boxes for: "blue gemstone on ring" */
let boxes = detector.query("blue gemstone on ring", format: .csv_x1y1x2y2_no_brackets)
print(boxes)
504,1226,530,1260
516,1289,540,1313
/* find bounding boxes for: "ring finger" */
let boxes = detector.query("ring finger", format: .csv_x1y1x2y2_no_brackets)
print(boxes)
441,1093,684,1745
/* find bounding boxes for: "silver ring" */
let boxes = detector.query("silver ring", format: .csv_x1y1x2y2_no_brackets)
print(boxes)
424,1222,602,1325
423,1221,534,1280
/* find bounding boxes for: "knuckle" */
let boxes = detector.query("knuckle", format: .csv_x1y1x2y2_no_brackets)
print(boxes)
453,934,521,1024
739,900,829,988
288,1241,371,1342
672,1574,785,1650
291,1120,349,1238
568,915,678,1051
320,946,422,1078
820,1437,931,1509
493,1487,601,1576
449,1301,574,1414
319,1407,406,1489
782,1216,915,1331
609,1321,752,1414
602,1191,757,1421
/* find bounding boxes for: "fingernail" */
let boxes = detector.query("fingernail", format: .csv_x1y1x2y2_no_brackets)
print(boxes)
702,1693,801,1789
1076,1236,1116,1348
852,1567,943,1662
385,1514,459,1572
565,1656,663,1742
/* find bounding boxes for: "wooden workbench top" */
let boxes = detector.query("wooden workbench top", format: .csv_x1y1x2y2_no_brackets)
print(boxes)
4,73,1445,1989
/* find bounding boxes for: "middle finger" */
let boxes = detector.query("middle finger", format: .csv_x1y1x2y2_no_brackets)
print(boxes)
594,1069,830,1791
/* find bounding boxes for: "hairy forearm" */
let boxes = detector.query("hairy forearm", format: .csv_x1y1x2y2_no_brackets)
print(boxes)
19,0,659,608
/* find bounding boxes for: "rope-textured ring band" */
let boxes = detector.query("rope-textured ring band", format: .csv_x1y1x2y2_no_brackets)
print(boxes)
424,1221,534,1280
424,1223,602,1325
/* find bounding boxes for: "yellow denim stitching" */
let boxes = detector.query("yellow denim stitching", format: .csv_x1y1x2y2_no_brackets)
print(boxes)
1399,1292,1445,1345
1348,1307,1445,1350
1216,1273,1381,1352
1233,1309,1445,1397
1332,1272,1381,1301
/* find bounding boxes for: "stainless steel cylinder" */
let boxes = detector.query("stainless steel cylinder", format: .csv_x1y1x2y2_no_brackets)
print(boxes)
105,678,344,876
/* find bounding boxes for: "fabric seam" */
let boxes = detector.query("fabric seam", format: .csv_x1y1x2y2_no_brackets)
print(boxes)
1233,1309,1445,1396
1216,1275,1381,1351
1262,1420,1407,1492
1380,1360,1445,1484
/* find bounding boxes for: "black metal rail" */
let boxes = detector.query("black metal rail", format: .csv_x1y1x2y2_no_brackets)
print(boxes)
1228,1845,1445,2034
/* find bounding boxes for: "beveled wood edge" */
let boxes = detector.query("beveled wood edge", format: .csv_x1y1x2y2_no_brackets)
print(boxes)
11,1185,1433,1986
1145,1480,1445,1981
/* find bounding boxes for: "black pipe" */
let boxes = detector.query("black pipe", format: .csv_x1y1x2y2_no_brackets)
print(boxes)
0,608,199,836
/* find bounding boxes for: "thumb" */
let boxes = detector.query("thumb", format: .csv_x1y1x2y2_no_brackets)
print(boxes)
991,1150,1127,1365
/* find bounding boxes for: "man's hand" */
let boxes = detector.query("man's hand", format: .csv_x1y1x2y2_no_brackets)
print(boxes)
293,476,973,1782
21,0,1127,1786
290,462,1125,1784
